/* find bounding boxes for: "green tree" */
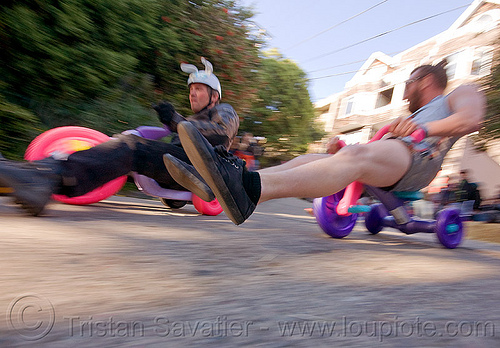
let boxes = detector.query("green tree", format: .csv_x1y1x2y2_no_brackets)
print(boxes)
155,0,262,117
241,50,323,164
0,0,159,100
0,94,41,160
478,49,500,146
0,0,263,151
0,0,164,136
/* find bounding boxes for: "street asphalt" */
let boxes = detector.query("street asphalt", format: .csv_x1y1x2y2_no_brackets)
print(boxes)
0,195,499,347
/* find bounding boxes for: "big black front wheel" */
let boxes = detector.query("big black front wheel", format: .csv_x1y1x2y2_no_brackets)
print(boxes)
160,198,188,209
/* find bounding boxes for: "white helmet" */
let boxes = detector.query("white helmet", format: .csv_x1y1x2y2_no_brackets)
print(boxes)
181,57,222,99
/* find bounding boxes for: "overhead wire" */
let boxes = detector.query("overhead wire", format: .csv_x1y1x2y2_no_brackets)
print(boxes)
303,3,471,64
246,3,473,86
308,55,419,81
307,50,404,74
285,0,390,52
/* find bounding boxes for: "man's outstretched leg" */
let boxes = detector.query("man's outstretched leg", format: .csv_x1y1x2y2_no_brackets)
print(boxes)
0,133,208,216
169,122,412,225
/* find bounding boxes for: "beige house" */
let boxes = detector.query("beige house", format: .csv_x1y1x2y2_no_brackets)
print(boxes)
314,0,500,199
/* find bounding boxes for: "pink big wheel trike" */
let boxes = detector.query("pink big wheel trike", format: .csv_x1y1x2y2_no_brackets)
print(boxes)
24,125,223,216
313,125,464,249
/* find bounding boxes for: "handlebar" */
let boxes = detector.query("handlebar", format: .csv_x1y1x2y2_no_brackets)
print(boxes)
121,125,172,140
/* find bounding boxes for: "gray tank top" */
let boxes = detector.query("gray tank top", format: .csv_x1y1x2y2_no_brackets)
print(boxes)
389,94,457,192
411,94,458,156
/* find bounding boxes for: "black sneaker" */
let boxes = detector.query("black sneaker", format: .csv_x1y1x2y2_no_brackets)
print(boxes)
0,158,61,216
177,122,257,225
163,154,215,202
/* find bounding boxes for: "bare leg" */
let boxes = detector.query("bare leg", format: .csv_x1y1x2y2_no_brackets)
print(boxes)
174,122,412,225
258,140,411,203
258,153,331,174
258,137,342,174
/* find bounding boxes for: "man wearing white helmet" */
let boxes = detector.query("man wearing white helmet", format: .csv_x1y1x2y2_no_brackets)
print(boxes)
154,57,237,149
0,59,239,215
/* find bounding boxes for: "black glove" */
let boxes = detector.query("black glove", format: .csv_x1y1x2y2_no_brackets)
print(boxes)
153,101,176,125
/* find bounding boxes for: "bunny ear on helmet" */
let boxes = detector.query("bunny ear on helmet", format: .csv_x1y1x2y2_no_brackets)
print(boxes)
181,58,222,98
201,57,213,75
181,63,198,74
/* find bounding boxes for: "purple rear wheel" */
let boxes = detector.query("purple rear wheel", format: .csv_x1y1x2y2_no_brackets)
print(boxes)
435,208,463,249
313,190,358,239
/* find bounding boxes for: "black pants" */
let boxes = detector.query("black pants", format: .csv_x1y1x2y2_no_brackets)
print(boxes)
59,134,190,197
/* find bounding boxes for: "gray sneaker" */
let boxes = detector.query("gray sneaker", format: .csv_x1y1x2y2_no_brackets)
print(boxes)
163,154,215,202
0,158,61,216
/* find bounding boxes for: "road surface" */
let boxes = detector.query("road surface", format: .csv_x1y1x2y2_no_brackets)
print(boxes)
1,195,499,347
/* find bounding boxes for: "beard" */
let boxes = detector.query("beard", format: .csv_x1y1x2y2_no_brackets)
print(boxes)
408,93,421,113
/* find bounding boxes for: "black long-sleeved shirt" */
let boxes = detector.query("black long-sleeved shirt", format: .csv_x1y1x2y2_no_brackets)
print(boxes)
168,103,239,150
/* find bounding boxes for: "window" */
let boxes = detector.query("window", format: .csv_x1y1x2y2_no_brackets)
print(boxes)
473,14,495,32
364,64,387,80
471,48,493,76
339,129,364,145
345,97,354,115
340,93,374,118
477,14,493,25
339,96,355,118
375,87,394,108
445,52,460,80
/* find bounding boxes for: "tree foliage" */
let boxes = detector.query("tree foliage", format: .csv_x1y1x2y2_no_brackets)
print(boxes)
241,50,324,163
478,49,500,146
0,0,265,156
154,0,262,116
0,94,42,160
0,0,319,161
1,0,159,100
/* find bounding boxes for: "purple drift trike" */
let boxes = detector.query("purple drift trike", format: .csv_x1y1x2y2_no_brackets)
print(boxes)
313,125,463,249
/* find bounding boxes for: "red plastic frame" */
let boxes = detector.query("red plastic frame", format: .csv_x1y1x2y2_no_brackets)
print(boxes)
192,195,223,216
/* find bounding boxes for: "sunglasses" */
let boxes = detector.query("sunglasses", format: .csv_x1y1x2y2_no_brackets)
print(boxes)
405,73,429,86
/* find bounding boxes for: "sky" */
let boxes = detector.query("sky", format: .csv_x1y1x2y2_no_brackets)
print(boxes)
239,0,475,102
